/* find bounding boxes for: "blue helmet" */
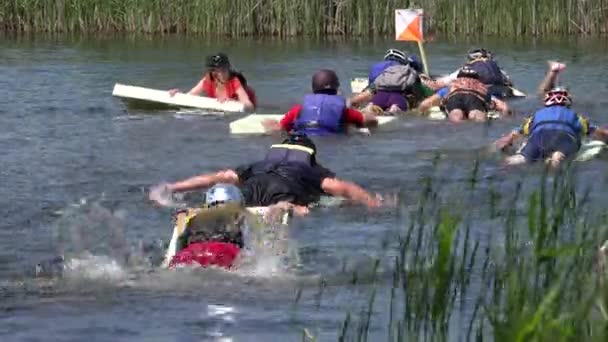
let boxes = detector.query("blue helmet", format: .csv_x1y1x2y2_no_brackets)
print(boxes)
205,184,244,207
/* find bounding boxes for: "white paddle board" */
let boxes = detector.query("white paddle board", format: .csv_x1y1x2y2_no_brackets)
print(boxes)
112,83,245,113
229,114,397,135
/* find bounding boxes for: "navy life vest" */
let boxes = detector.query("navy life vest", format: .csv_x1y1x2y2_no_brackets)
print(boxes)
264,144,314,165
467,58,504,85
368,60,401,84
523,106,588,139
294,94,346,136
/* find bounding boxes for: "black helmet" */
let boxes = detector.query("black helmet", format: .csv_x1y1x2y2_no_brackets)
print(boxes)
282,133,317,156
457,66,480,80
206,52,231,69
468,47,491,61
312,69,340,93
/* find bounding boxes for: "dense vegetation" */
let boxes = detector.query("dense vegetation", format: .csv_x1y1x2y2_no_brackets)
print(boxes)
2,0,607,36
299,161,608,341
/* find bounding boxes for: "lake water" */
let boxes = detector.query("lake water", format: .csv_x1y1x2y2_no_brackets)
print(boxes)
2,34,608,341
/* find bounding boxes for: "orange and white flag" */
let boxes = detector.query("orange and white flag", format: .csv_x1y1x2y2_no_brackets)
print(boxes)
395,9,423,42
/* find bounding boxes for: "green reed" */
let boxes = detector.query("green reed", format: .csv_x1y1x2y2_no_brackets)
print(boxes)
321,161,608,341
2,0,608,36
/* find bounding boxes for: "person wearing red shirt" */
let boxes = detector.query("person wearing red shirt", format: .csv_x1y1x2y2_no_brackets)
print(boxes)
169,53,256,111
263,69,377,135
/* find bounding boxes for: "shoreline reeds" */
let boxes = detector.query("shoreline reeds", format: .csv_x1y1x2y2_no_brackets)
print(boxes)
2,0,608,37
309,161,608,341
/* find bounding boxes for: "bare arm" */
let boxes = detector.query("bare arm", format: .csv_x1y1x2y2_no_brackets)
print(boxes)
234,86,255,111
416,93,442,113
349,89,373,108
494,131,521,150
168,169,239,193
537,61,565,97
321,177,381,208
187,78,206,96
592,127,608,143
362,112,378,128
492,98,511,115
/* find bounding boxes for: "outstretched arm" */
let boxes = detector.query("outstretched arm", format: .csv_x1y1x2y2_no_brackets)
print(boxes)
349,89,374,108
416,93,442,113
494,130,521,151
591,126,608,143
537,61,565,97
321,177,382,208
168,169,239,193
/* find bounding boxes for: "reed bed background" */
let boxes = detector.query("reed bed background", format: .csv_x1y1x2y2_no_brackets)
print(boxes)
2,0,608,37
299,160,608,341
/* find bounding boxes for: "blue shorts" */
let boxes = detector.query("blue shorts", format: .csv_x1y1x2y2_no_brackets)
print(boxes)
519,129,580,162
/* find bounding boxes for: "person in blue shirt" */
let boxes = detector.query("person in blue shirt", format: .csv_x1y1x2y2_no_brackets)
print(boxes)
494,86,608,167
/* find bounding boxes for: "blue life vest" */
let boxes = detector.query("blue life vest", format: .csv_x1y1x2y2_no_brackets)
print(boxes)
524,106,587,139
467,59,504,85
264,144,314,165
294,94,346,136
368,60,400,84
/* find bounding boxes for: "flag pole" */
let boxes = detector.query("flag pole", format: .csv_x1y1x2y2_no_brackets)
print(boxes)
417,40,430,75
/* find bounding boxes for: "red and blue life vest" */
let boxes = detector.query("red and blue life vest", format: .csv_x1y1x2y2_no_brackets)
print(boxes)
294,94,346,136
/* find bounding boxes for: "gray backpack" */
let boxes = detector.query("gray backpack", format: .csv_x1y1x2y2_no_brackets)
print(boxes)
373,64,419,92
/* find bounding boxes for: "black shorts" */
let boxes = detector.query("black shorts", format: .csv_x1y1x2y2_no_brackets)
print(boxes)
444,93,488,116
519,129,580,162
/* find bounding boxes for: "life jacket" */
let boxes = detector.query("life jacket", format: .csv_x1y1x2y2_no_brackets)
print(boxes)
466,58,504,85
368,60,401,84
202,74,257,108
293,94,346,135
523,106,588,139
264,144,314,165
447,77,489,103
169,205,245,269
373,64,419,93
170,241,240,269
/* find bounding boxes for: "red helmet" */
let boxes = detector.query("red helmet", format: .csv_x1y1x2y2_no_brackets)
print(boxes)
543,87,572,107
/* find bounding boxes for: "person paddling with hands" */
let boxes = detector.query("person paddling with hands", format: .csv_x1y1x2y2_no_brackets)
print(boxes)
494,84,608,168
150,133,388,211
416,66,510,122
168,52,256,111
262,69,377,135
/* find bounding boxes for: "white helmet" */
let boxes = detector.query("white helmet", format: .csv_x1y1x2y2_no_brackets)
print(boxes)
205,184,244,207
384,49,408,64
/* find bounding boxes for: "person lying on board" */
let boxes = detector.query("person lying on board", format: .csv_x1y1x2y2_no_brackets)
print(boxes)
168,52,256,111
437,48,515,99
262,69,377,136
494,86,608,168
416,66,510,122
168,184,299,269
149,133,387,211
349,49,433,114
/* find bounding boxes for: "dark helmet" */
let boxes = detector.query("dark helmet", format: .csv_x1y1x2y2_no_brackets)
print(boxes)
282,133,317,156
467,47,491,61
457,66,480,80
206,52,231,69
312,69,340,93
407,54,424,73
